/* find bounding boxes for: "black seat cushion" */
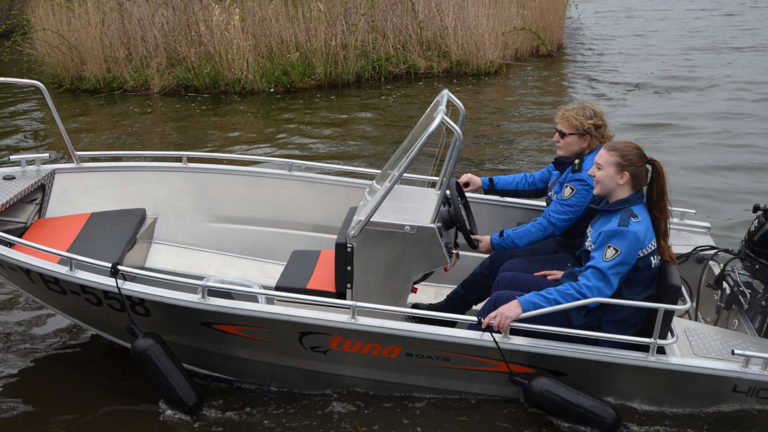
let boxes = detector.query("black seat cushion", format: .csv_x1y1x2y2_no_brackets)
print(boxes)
275,249,343,299
15,208,147,265
275,206,357,300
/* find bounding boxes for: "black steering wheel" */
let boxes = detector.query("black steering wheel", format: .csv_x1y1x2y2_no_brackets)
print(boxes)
448,179,479,249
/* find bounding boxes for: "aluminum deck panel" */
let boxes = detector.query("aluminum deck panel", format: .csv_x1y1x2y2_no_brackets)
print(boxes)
0,167,54,214
685,322,768,362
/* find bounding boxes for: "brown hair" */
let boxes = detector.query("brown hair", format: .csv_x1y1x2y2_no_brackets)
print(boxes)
602,141,677,264
555,103,614,153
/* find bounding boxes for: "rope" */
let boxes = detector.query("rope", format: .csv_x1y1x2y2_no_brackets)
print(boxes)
110,262,142,338
478,316,527,385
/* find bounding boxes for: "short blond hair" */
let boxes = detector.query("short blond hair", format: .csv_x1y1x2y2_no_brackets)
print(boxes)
555,103,613,152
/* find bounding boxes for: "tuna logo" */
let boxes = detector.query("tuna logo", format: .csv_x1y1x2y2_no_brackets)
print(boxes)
562,184,577,200
298,331,333,356
603,244,621,262
298,332,402,359
329,336,402,358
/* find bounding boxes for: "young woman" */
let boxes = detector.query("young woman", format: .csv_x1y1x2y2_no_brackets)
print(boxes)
478,141,676,344
411,104,613,324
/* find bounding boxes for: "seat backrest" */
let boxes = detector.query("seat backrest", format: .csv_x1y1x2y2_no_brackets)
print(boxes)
334,207,357,294
636,261,682,341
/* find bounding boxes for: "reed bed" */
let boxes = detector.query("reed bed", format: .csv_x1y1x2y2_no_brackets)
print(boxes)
21,0,567,93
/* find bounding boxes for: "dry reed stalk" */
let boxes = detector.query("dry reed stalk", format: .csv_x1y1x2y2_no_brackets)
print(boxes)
22,0,568,93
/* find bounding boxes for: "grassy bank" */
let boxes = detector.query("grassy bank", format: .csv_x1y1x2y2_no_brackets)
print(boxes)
17,0,567,93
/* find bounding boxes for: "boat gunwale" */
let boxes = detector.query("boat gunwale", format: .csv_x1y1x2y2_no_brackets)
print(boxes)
0,155,712,235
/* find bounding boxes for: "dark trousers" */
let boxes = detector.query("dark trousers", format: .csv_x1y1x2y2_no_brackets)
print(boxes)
441,238,578,314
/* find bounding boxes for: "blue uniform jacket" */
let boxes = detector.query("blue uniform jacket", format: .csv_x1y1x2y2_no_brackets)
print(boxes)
517,191,661,337
480,148,600,253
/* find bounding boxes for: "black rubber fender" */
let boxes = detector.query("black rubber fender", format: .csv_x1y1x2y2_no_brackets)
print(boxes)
130,332,202,414
520,375,621,432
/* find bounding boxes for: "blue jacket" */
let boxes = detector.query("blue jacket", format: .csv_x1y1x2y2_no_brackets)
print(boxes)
481,148,599,253
517,191,661,338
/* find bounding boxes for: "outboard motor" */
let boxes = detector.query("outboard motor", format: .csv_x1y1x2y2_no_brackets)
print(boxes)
742,203,768,286
700,204,768,337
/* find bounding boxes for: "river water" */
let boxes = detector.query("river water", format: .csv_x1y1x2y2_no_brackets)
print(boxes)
1,0,767,430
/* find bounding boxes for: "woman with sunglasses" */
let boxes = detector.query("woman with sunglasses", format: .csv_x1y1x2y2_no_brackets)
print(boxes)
411,104,613,325
478,141,676,346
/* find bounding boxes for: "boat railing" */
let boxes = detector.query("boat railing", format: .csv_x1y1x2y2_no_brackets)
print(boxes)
1,151,712,227
14,150,443,184
0,229,690,357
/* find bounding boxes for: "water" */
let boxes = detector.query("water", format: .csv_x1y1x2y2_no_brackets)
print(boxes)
1,0,767,430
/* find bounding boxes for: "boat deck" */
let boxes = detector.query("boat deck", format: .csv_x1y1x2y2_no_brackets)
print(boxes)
141,240,472,314
144,241,285,288
675,317,768,364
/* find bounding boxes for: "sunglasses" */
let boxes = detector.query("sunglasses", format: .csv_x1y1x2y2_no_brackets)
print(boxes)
555,128,586,139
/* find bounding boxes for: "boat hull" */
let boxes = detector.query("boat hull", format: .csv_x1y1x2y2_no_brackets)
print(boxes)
3,255,768,411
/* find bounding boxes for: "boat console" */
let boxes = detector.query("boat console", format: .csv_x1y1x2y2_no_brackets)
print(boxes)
272,90,472,309
343,91,470,308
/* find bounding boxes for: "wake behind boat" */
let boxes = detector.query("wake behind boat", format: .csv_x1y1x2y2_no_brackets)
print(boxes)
1,78,768,426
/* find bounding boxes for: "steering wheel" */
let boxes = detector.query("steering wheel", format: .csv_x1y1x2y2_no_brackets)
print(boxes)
448,179,479,249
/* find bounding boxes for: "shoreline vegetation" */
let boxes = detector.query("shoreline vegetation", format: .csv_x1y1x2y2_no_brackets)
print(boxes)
3,0,568,94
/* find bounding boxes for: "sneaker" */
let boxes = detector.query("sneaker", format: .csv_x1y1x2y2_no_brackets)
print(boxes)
407,302,457,328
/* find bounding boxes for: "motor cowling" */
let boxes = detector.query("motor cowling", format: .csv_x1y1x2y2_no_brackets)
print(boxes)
742,203,768,285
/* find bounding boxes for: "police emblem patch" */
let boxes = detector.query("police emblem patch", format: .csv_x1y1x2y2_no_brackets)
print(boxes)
562,184,576,200
603,244,621,262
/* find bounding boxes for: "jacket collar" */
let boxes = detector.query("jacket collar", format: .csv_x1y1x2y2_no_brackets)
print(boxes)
551,145,602,174
589,191,645,211
551,154,579,173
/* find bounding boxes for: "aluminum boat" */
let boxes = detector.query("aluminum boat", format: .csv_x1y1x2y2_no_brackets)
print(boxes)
2,78,768,415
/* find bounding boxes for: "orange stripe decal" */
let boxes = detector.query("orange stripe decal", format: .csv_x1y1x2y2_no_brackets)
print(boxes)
14,213,92,263
306,250,335,293
209,324,274,343
435,352,536,374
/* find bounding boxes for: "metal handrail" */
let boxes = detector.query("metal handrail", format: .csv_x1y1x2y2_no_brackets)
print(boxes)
433,91,466,197
0,78,80,164
42,151,707,222
732,349,768,370
73,150,439,183
430,102,465,227
0,229,690,352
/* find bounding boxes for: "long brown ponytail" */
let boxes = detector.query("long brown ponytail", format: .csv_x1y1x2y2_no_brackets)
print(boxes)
602,141,677,264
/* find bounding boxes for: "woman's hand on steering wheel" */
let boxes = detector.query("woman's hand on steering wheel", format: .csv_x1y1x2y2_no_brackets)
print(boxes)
448,180,479,249
458,173,483,193
472,235,493,254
